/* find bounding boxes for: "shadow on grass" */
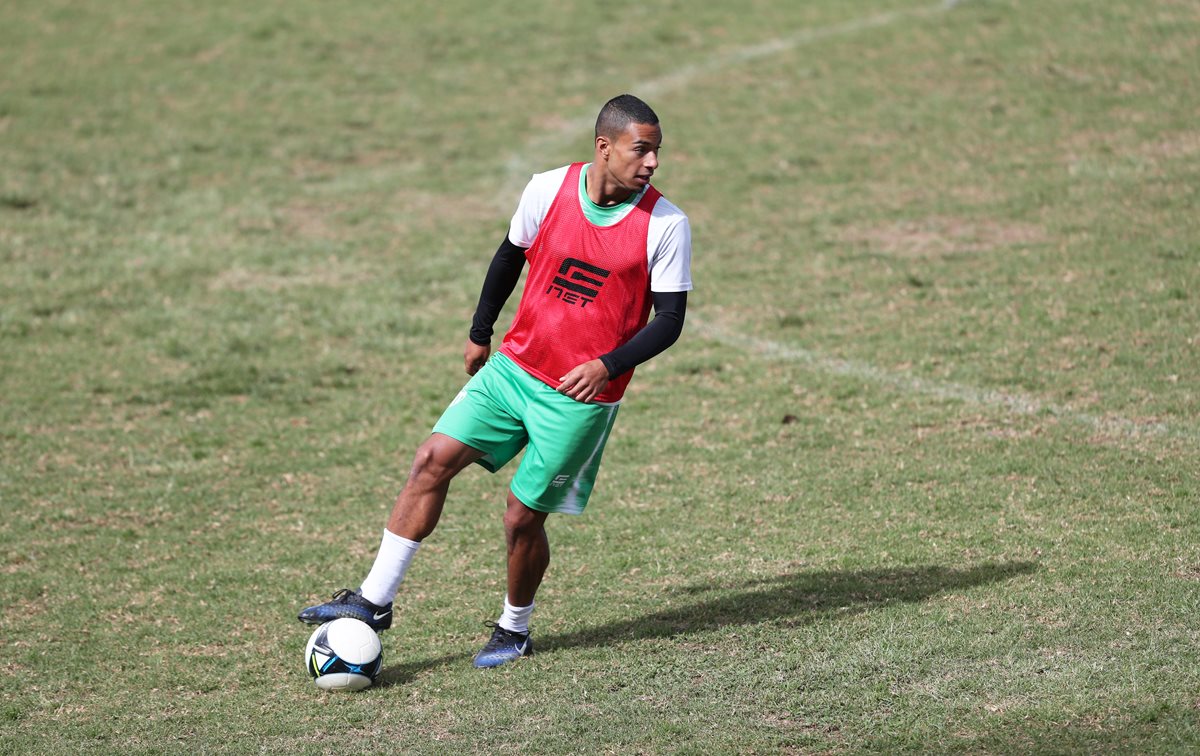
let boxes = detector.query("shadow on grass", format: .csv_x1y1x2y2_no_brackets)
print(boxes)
378,561,1036,686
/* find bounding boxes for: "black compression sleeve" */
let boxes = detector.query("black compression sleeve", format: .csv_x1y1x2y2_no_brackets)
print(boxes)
469,236,527,345
599,290,687,379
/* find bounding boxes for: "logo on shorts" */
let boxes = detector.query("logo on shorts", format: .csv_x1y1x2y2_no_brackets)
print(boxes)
546,258,610,308
550,474,570,488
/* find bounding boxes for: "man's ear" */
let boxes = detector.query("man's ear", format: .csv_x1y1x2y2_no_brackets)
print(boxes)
595,134,611,161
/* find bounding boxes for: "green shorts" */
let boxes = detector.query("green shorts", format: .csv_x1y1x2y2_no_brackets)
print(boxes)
431,352,620,515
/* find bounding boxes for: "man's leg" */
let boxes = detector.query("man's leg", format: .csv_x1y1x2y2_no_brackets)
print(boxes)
387,433,485,541
299,433,482,629
355,433,485,602
504,491,550,607
472,492,548,668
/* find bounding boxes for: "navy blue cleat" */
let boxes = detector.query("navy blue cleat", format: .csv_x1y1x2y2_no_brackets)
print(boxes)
298,588,393,631
472,622,533,668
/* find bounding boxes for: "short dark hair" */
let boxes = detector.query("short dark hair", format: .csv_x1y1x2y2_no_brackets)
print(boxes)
595,94,659,139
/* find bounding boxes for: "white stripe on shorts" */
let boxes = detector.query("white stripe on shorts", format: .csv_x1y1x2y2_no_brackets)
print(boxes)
560,403,619,515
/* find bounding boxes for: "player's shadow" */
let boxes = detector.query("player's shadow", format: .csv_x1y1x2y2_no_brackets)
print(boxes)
543,561,1036,652
377,561,1036,686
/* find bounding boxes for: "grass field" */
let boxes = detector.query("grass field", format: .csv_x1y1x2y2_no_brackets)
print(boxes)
2,0,1199,752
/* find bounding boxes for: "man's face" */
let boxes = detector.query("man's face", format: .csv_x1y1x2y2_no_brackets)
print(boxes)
601,122,662,194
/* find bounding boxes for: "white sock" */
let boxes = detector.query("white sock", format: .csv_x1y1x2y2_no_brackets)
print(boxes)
497,595,534,635
358,529,421,606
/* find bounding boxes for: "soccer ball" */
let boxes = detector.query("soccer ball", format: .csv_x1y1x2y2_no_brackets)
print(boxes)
304,618,383,691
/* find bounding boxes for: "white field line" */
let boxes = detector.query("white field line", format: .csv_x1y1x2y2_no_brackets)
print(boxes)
502,1,968,196
691,318,1192,442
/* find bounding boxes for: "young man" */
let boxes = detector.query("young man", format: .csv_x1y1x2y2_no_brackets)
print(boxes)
299,94,692,668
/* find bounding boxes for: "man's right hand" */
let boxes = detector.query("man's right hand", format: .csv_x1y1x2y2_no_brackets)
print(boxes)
464,340,491,375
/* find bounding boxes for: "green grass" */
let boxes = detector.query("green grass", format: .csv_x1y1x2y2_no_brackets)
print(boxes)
3,0,1199,752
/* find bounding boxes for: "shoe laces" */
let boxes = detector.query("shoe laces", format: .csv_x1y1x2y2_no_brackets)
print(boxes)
330,588,356,603
482,621,528,647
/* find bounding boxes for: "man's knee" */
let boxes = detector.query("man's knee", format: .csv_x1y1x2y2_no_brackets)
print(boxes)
408,436,473,488
504,493,548,536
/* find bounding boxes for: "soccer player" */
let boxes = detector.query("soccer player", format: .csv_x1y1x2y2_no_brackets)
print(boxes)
299,94,693,668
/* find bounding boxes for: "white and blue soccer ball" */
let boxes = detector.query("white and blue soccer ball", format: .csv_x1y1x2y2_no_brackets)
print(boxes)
304,617,383,691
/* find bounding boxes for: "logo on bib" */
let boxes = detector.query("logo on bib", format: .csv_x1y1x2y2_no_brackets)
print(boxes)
550,474,570,488
546,258,610,308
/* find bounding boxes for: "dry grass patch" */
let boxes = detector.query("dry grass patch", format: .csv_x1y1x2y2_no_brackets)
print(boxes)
1142,130,1200,160
284,202,344,240
837,215,1046,258
208,257,370,292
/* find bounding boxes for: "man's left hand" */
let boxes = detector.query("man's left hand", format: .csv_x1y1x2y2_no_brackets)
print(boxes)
557,360,610,403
